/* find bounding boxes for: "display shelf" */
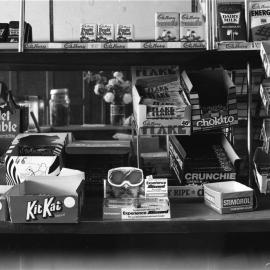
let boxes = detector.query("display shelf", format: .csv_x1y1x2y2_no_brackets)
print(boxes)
1,196,270,234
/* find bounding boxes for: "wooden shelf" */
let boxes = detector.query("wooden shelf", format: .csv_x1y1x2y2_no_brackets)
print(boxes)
0,195,270,234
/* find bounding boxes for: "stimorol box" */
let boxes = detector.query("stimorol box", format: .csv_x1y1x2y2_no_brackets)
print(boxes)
116,24,134,42
5,133,69,185
97,24,114,42
6,176,84,223
155,12,180,41
132,66,191,136
181,68,238,132
80,23,97,42
204,181,253,214
253,147,270,194
168,133,241,185
250,1,270,41
217,3,247,42
180,12,205,42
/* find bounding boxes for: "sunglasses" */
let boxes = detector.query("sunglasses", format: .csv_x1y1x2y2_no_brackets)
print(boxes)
108,167,144,187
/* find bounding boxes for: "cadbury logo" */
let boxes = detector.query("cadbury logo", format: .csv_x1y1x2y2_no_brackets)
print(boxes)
26,197,62,221
220,12,240,24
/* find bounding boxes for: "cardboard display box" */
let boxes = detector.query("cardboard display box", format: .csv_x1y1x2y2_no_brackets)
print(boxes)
181,69,238,132
132,66,191,136
168,184,204,199
168,133,241,185
204,181,253,214
253,147,270,194
6,176,84,223
5,133,70,185
0,185,13,221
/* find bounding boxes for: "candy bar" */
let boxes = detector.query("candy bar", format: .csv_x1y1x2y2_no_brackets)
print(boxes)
180,12,205,42
80,23,97,42
116,24,134,42
217,3,247,42
155,12,180,41
97,24,114,42
250,1,270,41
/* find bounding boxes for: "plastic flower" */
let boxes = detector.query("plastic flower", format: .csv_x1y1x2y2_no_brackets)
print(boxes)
103,92,115,103
122,93,132,104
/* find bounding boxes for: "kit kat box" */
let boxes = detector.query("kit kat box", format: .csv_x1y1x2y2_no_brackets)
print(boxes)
6,176,84,223
5,133,70,185
217,3,247,42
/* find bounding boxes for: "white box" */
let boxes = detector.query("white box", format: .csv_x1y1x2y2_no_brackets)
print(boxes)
204,181,253,214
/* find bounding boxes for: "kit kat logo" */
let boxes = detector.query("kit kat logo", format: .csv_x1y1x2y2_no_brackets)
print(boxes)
220,12,240,24
26,197,62,221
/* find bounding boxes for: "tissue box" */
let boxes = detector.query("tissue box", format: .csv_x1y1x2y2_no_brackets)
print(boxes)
0,185,12,221
204,181,253,214
5,133,69,185
6,175,84,223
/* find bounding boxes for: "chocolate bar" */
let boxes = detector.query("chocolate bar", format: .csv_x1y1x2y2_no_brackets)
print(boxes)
80,23,97,42
217,3,247,42
250,1,270,41
97,24,114,42
155,12,180,41
116,24,134,42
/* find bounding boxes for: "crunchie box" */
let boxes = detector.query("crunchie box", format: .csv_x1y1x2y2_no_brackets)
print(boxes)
168,133,241,185
5,133,70,185
97,24,114,42
6,175,84,223
132,66,191,136
116,24,134,42
80,23,97,42
204,181,253,214
253,147,270,194
250,1,270,41
155,12,180,41
180,12,205,42
0,185,13,221
217,3,247,42
181,68,238,132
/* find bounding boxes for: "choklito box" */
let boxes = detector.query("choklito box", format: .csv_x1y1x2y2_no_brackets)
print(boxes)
204,181,253,214
6,174,84,223
5,133,70,185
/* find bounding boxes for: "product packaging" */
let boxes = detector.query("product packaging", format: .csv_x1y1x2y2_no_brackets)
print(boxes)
7,21,32,43
250,1,270,41
0,185,13,221
261,119,270,154
180,12,205,42
261,41,270,78
254,147,270,194
168,133,241,185
0,23,8,42
217,3,247,42
5,133,70,185
181,68,238,132
116,24,134,42
204,181,253,214
132,66,191,136
97,24,114,42
6,173,84,223
168,184,204,199
260,78,270,115
80,23,97,42
155,12,180,41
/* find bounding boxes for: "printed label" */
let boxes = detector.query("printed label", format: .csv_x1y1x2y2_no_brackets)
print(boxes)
145,178,168,197
223,196,251,207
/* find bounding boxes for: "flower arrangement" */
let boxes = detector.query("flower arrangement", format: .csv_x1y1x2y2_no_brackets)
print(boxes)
84,71,132,105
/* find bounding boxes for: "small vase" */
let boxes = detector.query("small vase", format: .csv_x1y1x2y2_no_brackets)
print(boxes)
110,103,125,126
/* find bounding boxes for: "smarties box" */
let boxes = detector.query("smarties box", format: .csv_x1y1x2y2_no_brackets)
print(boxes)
204,181,253,214
6,176,84,223
5,133,70,185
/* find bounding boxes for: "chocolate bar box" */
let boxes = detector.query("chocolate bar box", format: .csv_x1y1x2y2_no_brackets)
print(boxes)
250,1,270,41
97,24,114,42
80,23,97,42
217,3,247,42
169,133,241,185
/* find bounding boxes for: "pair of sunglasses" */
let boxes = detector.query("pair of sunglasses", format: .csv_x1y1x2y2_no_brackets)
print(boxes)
108,167,144,187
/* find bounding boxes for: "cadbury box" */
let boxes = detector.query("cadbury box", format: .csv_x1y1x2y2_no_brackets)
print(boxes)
6,176,83,223
253,147,270,194
181,69,238,132
132,66,191,136
168,133,241,185
0,185,12,221
5,133,70,185
204,181,253,214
